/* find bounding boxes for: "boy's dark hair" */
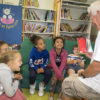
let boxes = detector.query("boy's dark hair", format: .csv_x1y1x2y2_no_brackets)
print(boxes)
0,40,7,47
53,36,64,45
73,44,78,50
30,35,42,45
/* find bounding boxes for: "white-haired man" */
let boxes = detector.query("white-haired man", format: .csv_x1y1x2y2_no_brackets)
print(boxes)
62,1,100,100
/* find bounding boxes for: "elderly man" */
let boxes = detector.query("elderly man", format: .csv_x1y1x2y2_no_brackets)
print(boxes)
62,1,100,100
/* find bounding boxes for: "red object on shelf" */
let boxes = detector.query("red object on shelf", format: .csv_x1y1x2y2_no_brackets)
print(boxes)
82,98,87,100
77,37,87,54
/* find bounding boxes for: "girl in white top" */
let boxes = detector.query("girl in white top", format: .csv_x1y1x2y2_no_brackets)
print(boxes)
0,50,26,100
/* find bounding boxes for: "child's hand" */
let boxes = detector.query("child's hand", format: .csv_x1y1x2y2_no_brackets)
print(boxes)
51,76,57,85
39,68,44,73
77,59,81,63
59,77,64,81
37,68,44,74
74,59,78,64
37,69,41,74
55,71,62,79
14,73,23,80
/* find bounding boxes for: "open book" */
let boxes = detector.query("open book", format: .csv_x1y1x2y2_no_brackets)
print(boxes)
77,37,93,54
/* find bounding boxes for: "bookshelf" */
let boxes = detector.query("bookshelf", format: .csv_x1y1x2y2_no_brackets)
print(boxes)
56,0,92,38
22,0,56,40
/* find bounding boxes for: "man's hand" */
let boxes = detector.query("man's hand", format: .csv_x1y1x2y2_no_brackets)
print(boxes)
78,69,84,76
86,52,93,59
82,61,100,78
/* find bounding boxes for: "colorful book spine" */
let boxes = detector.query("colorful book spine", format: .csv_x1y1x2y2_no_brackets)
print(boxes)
43,26,48,33
34,0,39,7
29,0,32,6
33,10,40,20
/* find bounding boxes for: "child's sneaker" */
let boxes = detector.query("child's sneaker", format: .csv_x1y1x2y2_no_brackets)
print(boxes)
38,82,45,96
48,96,54,100
29,82,36,94
57,98,62,100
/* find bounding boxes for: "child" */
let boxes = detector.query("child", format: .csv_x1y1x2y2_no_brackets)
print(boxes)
28,35,52,96
0,50,26,100
0,40,22,91
49,36,67,100
0,40,9,55
67,44,84,76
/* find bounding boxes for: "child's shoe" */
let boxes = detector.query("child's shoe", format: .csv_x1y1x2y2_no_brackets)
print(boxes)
48,96,54,100
38,82,45,96
29,82,36,94
57,98,62,100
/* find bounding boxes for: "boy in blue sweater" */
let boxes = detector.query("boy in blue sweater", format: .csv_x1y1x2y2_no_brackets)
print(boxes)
28,35,52,96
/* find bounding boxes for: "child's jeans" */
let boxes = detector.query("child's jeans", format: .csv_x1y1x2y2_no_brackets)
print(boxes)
19,80,22,92
29,67,52,85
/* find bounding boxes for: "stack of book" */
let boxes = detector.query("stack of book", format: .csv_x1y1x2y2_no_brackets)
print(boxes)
73,24,88,32
79,12,90,21
25,0,39,7
45,10,55,21
61,8,72,19
25,9,40,20
25,22,54,33
25,9,55,21
60,23,72,32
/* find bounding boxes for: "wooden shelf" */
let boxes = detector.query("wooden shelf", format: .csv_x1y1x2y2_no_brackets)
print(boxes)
60,31,89,34
23,6,55,11
23,19,55,23
62,3,88,9
61,18,91,23
60,32,88,37
62,0,89,5
24,32,54,35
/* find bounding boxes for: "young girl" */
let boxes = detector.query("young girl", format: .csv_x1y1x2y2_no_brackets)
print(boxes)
28,35,52,96
0,50,26,100
67,45,84,76
0,40,22,91
0,40,9,55
49,36,67,100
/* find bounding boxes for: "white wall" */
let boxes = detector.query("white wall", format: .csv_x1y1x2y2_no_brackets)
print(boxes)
0,0,2,3
87,0,95,4
38,0,54,10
